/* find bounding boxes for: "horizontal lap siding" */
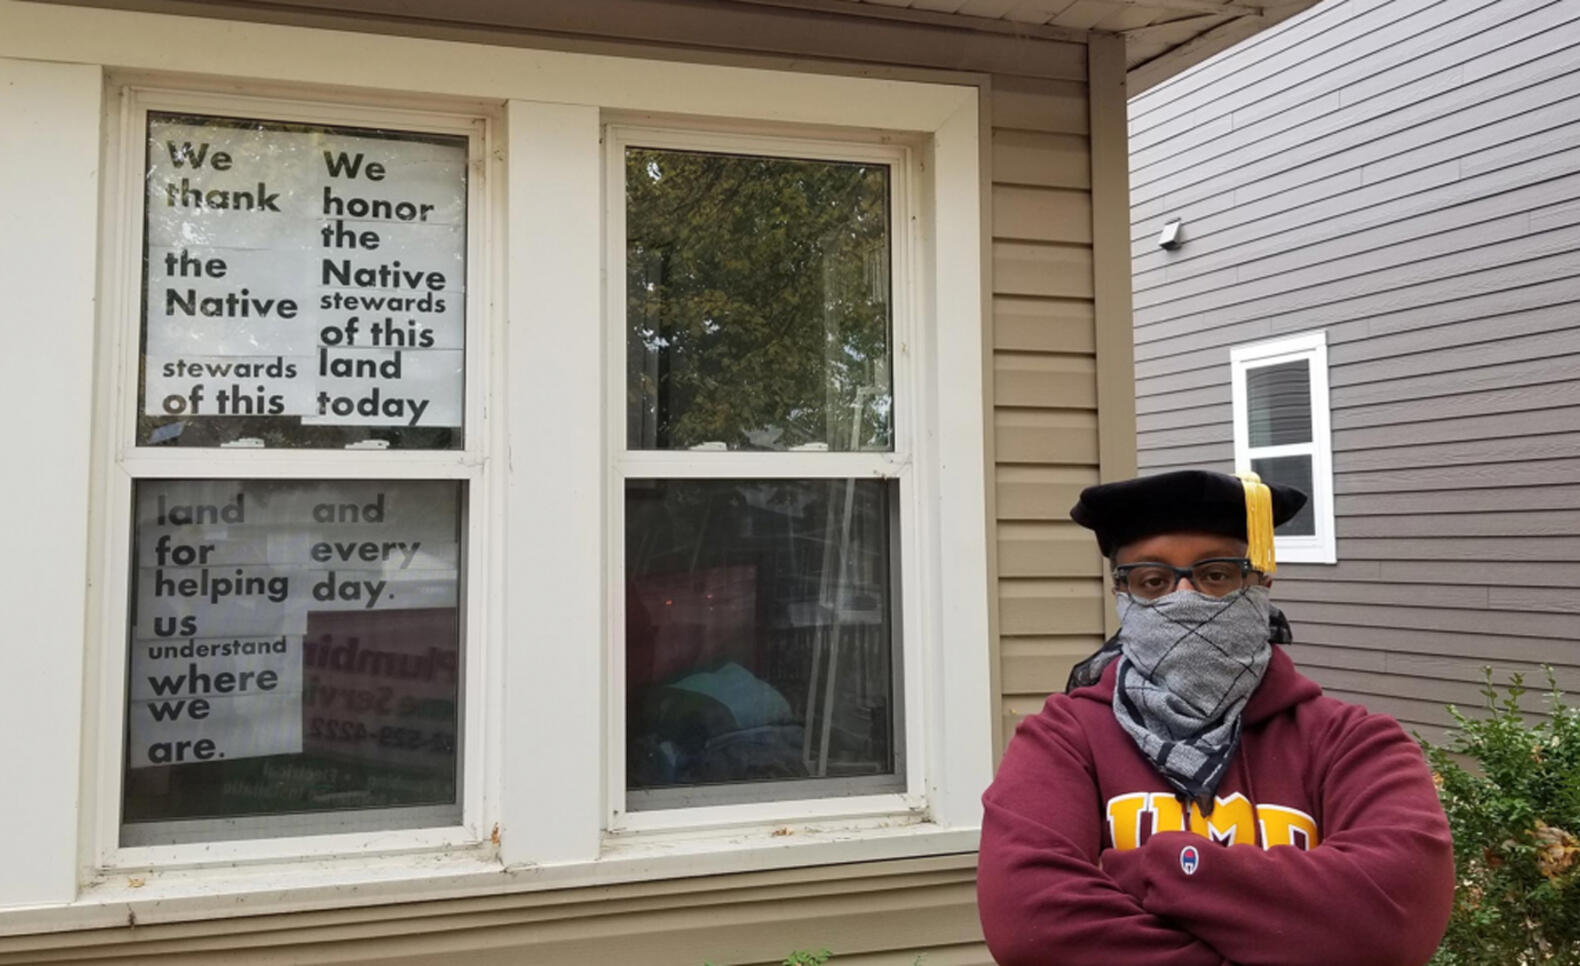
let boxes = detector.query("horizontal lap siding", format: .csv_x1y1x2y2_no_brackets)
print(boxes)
0,859,986,966
1129,0,1580,739
990,72,1109,748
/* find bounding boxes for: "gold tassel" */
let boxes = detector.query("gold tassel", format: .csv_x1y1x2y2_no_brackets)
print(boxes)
1234,471,1277,575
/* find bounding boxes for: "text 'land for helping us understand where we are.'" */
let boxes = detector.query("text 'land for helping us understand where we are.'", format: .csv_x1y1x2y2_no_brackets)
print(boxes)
129,480,461,773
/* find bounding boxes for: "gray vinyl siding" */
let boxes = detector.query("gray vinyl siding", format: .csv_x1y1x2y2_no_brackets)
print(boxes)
1129,0,1580,743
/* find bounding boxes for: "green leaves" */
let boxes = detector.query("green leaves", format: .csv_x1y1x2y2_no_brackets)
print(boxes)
1421,668,1580,965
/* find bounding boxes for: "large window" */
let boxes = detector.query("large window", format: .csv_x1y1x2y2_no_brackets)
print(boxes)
611,131,914,812
109,92,489,849
1230,331,1336,564
56,31,987,903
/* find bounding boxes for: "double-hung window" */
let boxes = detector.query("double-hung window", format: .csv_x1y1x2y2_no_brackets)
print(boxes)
1230,331,1336,564
609,128,919,817
106,89,494,854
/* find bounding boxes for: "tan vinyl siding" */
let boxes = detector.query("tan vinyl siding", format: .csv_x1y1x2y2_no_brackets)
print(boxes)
0,857,982,966
1130,0,1580,740
990,34,1133,753
994,240,1095,298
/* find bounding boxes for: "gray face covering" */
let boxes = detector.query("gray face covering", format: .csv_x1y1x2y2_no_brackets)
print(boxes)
1110,585,1273,810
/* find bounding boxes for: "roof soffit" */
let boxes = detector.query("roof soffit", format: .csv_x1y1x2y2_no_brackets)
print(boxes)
26,0,1321,91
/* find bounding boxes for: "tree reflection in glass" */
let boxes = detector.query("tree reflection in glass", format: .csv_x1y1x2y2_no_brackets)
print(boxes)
626,148,893,452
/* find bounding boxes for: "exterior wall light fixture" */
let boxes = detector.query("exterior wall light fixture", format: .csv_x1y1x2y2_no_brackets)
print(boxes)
1158,217,1184,251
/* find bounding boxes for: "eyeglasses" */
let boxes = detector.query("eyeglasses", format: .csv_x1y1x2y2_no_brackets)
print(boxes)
1113,557,1255,601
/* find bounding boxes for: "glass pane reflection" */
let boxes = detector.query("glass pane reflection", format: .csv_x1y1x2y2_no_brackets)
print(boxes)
1246,360,1312,448
625,479,900,802
626,148,893,453
123,479,463,843
1252,455,1317,536
139,113,469,450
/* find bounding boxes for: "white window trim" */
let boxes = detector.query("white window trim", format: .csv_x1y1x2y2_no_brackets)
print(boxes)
1229,331,1337,565
1,0,992,925
498,60,991,875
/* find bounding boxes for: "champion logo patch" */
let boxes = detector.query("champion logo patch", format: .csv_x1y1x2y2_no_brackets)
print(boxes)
1179,845,1201,876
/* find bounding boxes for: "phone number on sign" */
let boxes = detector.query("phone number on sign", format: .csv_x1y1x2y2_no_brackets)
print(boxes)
309,717,456,754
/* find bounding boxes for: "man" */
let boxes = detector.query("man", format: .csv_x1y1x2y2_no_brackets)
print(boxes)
977,470,1454,966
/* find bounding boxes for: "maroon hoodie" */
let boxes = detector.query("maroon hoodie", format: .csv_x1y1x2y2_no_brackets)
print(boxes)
978,646,1454,966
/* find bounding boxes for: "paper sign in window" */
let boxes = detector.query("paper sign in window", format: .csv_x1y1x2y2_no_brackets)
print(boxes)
125,479,462,827
139,112,468,449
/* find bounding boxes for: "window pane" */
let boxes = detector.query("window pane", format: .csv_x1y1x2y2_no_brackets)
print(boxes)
1252,455,1316,536
140,112,468,449
626,148,893,452
124,479,463,843
625,479,901,807
1246,360,1312,447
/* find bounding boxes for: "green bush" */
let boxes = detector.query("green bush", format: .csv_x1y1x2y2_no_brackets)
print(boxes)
1421,670,1580,965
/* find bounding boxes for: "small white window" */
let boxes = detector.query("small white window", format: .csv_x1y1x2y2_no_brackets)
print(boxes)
1230,331,1336,564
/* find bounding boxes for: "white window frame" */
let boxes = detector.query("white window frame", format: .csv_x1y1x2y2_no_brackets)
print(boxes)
1229,331,1337,565
4,0,991,924
604,125,925,831
89,85,501,870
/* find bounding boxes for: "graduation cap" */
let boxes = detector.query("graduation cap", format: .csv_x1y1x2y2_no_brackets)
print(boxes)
1069,469,1308,573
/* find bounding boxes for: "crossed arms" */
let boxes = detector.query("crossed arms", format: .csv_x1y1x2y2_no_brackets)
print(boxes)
977,698,1454,966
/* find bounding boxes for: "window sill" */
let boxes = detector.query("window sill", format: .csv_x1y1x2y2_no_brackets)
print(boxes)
2,820,980,936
